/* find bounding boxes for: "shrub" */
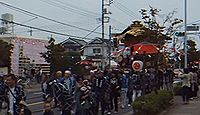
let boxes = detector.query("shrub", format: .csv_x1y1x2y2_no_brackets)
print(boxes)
132,90,173,115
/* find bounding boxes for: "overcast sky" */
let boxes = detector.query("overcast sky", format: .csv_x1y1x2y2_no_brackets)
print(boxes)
0,0,199,43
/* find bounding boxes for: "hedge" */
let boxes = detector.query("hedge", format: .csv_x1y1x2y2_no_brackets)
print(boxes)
132,90,173,115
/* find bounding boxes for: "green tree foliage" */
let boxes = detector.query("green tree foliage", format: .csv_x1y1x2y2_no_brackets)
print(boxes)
41,38,84,75
139,7,183,68
0,40,13,72
140,7,183,38
187,40,200,65
122,7,183,48
178,40,200,68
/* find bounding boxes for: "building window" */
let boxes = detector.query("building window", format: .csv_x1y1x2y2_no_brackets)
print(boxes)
93,48,101,54
73,48,77,51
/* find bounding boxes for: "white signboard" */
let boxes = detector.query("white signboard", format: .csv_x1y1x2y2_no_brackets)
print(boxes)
0,67,8,76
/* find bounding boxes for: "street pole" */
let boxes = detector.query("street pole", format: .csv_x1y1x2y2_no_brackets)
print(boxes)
101,0,105,69
184,0,188,68
109,25,111,68
173,35,176,69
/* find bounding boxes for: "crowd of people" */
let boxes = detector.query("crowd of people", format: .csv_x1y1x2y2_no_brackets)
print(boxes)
0,66,200,115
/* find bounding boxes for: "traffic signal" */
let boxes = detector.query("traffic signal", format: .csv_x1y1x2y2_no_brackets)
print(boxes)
175,32,185,37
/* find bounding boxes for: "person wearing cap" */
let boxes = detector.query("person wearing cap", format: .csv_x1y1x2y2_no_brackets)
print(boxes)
60,70,74,94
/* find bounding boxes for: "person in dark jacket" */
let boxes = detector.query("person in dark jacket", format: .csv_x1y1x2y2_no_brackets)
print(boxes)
0,75,8,115
18,100,32,115
109,72,120,113
92,70,107,115
46,79,73,115
5,74,26,115
43,101,54,115
75,77,93,115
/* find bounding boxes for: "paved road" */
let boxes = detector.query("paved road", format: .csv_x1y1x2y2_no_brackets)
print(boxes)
25,84,133,115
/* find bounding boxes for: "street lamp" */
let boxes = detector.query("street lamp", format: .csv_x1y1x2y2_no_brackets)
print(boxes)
184,0,188,68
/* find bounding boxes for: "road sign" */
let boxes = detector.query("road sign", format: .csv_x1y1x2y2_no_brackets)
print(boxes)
175,32,185,36
186,26,199,31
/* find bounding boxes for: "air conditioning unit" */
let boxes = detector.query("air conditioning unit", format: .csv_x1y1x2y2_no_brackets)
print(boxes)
94,53,101,56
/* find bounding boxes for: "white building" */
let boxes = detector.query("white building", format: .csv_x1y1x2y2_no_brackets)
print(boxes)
0,35,50,76
81,37,114,68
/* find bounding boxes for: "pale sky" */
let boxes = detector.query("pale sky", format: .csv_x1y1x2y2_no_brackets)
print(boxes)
0,0,199,43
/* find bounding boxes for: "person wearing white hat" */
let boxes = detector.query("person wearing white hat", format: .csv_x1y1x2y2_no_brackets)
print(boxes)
60,70,73,93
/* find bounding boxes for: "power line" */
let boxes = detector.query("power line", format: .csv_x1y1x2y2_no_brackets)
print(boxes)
112,1,136,19
83,24,101,39
0,1,104,35
0,18,95,40
52,0,100,16
115,0,138,17
40,0,127,31
39,0,98,19
113,4,135,19
1,4,37,18
110,18,127,27
60,25,102,44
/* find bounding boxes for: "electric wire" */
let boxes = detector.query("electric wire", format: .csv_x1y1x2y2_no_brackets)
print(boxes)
112,0,136,19
39,0,98,18
114,0,138,18
0,1,104,35
83,24,102,39
0,1,127,36
113,4,135,19
52,0,100,16
0,18,95,40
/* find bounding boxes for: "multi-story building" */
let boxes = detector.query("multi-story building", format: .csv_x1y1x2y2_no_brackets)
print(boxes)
60,37,87,52
81,37,114,68
0,35,50,76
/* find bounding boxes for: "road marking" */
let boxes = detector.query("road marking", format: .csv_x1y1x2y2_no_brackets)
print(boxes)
33,92,42,95
28,101,44,106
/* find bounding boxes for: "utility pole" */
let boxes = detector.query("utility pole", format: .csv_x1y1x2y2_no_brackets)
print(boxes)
101,0,112,69
184,0,188,68
109,25,112,68
28,28,33,36
173,35,176,68
101,0,105,69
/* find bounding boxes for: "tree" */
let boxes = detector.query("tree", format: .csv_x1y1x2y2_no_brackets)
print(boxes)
186,40,200,66
0,40,13,73
140,7,183,38
139,7,183,68
41,38,84,75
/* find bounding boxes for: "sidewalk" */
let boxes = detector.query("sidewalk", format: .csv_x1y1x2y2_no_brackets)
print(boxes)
160,96,200,115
